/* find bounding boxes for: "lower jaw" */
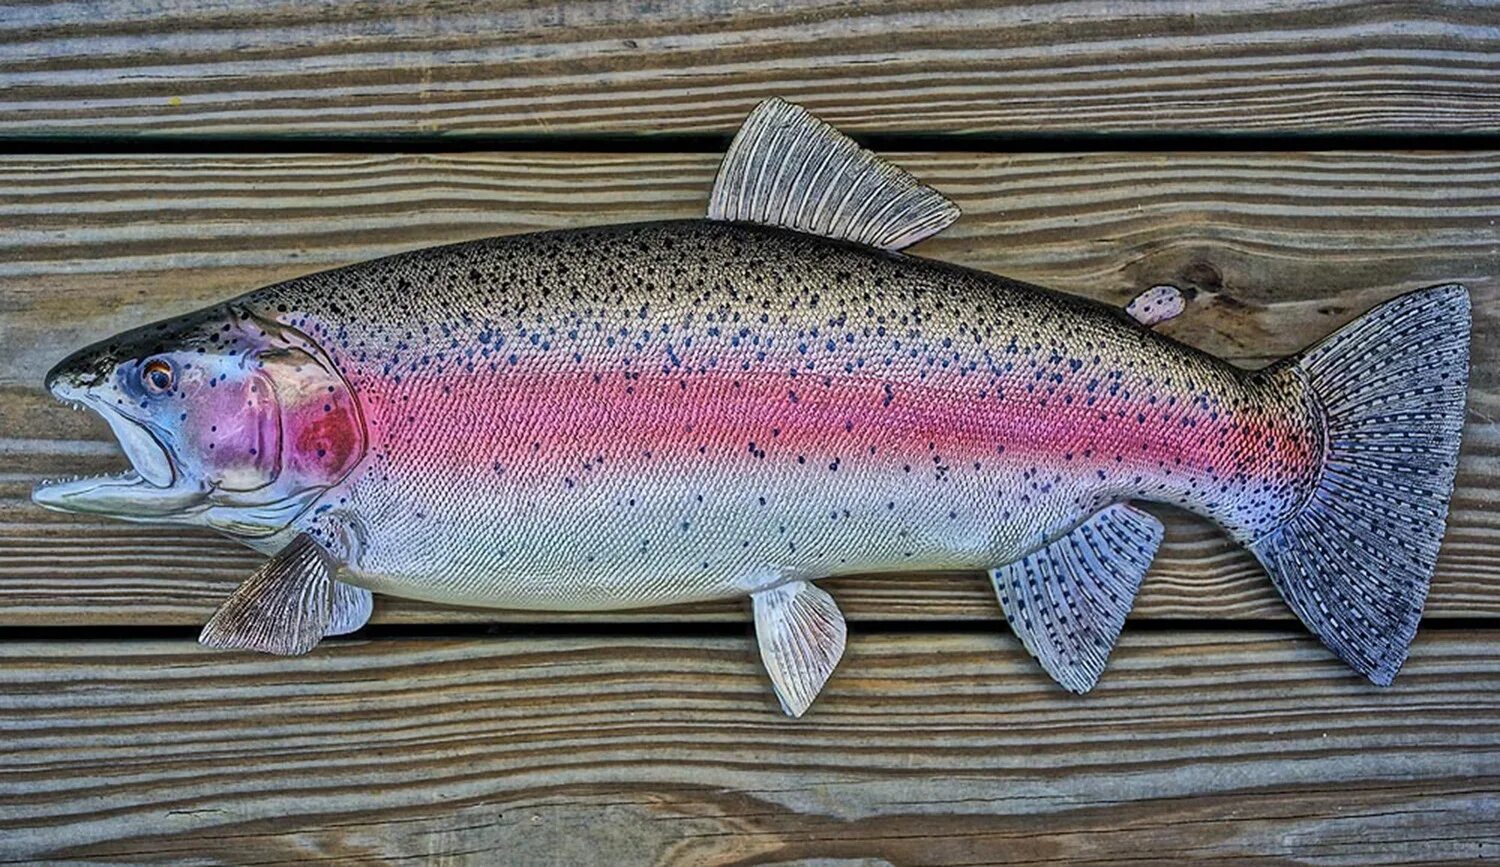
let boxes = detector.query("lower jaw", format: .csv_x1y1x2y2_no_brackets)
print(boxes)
31,471,205,519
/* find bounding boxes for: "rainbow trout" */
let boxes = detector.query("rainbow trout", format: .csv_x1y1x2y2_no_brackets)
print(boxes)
33,100,1470,715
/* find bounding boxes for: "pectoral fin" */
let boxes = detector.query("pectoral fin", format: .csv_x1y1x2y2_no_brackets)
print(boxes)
990,504,1164,693
326,581,373,636
751,580,847,717
199,533,335,655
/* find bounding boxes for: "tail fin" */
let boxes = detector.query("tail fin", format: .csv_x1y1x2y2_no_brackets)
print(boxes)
1251,284,1470,685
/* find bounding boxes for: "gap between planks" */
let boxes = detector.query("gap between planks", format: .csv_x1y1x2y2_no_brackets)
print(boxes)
4,0,1500,138
7,131,1500,157
0,616,1493,646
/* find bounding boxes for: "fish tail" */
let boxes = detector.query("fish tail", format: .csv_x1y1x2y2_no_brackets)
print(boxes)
1247,283,1470,685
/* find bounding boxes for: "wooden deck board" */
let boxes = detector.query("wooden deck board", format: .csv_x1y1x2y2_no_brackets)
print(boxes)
1,151,1495,625
3,2,1497,858
0,630,1495,863
3,1,1499,138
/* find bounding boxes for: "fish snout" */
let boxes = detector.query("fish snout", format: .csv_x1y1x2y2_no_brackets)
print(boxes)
44,351,111,402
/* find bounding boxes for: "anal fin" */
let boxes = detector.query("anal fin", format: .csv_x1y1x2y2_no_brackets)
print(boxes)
990,504,1164,693
199,533,335,655
752,580,847,717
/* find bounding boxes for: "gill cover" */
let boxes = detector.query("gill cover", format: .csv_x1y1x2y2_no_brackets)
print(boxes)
199,308,365,537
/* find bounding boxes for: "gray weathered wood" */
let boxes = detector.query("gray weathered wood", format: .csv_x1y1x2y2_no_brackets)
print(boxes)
0,631,1495,863
2,151,1495,625
2,1,1498,138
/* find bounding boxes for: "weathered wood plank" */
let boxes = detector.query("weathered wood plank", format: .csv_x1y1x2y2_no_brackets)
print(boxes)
3,0,1499,138
0,631,1496,863
2,151,1495,625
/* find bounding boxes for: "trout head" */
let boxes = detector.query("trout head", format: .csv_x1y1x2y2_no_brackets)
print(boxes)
33,305,365,540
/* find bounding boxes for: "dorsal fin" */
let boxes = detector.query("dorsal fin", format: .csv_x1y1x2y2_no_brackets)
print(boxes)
708,98,960,250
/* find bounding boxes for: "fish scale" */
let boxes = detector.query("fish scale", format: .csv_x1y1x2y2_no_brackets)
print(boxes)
33,98,1470,715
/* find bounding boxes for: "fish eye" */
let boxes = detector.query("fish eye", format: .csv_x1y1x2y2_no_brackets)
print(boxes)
142,358,174,394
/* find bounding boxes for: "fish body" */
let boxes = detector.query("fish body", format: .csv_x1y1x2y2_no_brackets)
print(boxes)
244,219,1314,611
33,99,1470,714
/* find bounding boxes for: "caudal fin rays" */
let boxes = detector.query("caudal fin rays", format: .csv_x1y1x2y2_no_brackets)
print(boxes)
1250,283,1469,685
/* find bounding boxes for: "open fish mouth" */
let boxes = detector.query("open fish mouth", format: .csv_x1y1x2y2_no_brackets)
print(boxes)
32,394,203,518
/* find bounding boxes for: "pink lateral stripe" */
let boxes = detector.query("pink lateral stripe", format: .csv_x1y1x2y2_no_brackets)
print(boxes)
360,366,1313,485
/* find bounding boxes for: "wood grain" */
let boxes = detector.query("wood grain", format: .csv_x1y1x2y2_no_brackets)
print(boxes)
0,630,1495,863
3,0,1499,138
2,151,1496,625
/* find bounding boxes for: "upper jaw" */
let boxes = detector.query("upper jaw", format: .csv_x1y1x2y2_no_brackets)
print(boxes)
31,388,203,519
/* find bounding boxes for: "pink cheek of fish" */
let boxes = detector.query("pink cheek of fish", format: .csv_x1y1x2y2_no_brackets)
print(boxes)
192,383,281,490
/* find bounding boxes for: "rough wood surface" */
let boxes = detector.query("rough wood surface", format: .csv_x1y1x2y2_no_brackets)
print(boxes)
3,0,1499,138
5,3,1498,858
2,151,1496,625
0,630,1495,863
